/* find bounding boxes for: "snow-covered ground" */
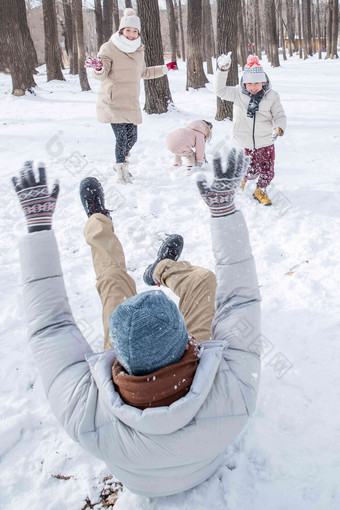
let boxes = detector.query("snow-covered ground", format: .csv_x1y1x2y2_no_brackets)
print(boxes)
0,54,339,510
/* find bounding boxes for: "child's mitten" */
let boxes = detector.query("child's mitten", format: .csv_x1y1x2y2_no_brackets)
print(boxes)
217,52,232,71
196,148,249,218
270,127,283,142
166,61,178,70
84,57,103,71
12,161,59,233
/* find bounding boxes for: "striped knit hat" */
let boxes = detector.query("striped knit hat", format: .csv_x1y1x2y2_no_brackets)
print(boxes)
243,55,266,83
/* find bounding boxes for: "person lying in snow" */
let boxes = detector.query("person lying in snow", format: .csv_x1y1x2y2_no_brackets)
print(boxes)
166,120,213,170
215,53,286,205
12,148,261,498
84,8,177,185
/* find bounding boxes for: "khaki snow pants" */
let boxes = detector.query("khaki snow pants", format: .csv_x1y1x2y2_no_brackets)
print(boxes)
84,214,216,350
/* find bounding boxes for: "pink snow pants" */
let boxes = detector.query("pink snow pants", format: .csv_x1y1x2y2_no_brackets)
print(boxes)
245,144,275,188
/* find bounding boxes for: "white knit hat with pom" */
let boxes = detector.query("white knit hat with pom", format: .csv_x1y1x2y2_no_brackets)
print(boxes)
119,8,141,32
243,55,266,83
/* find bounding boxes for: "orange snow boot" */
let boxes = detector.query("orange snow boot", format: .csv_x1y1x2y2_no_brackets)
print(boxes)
253,186,272,206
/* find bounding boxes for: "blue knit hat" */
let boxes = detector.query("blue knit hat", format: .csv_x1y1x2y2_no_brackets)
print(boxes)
109,290,188,376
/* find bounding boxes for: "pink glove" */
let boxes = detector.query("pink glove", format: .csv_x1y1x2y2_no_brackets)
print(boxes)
84,57,103,71
166,61,178,70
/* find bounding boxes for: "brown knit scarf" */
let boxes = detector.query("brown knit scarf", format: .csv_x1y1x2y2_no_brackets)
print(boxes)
112,338,200,410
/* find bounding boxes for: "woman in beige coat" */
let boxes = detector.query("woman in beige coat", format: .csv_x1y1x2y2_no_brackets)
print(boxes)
85,9,177,184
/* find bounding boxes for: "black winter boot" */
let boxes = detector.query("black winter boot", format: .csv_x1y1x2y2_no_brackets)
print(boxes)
143,234,184,286
79,177,111,218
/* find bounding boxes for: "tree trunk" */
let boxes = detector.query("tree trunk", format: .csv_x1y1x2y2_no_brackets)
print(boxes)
18,0,38,72
186,0,208,89
166,0,178,62
279,0,287,60
296,0,303,57
203,0,214,74
125,0,132,7
70,1,78,74
73,0,91,90
265,0,280,66
254,0,262,58
178,0,186,61
325,0,333,58
286,0,295,56
331,0,338,58
173,0,182,59
305,0,313,55
42,0,65,81
316,0,322,58
136,0,173,114
103,0,113,41
94,0,104,50
113,0,120,32
0,0,36,94
238,7,247,68
216,0,239,121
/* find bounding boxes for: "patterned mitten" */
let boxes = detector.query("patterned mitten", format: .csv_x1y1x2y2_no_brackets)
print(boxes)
196,148,250,217
12,161,59,233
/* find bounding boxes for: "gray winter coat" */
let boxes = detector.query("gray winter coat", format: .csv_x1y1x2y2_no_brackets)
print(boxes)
19,211,261,497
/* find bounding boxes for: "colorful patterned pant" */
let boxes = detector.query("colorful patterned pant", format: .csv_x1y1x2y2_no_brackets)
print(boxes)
245,144,275,188
111,123,138,163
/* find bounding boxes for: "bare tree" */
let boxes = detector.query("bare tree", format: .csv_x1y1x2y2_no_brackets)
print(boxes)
325,0,333,58
103,0,113,41
216,0,239,121
278,0,287,60
94,0,104,50
136,0,173,113
296,0,303,57
113,0,120,32
0,0,36,94
331,0,338,58
178,0,186,61
286,0,295,56
253,0,262,58
316,0,322,57
237,4,247,67
18,0,38,72
264,0,280,66
42,0,65,81
203,0,214,74
166,0,178,62
186,0,208,89
73,0,91,90
305,0,313,55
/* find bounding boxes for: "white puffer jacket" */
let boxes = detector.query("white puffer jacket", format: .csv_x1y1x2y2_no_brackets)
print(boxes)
215,69,286,150
19,211,261,497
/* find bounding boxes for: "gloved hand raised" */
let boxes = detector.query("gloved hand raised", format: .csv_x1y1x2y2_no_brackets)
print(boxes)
166,61,178,70
217,52,232,71
84,56,103,71
12,161,59,233
197,148,249,218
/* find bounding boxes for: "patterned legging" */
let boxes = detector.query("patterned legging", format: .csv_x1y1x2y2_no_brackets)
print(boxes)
111,123,138,163
245,144,275,188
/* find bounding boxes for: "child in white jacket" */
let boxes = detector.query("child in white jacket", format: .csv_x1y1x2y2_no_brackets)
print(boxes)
215,54,286,205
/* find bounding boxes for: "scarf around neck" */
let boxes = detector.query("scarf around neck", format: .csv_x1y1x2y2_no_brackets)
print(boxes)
110,31,141,53
112,338,200,410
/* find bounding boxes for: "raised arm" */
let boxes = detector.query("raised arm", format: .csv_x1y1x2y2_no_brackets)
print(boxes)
13,162,96,442
197,150,261,415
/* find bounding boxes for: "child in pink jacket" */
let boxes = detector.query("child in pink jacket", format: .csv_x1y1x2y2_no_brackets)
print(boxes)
166,120,212,168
